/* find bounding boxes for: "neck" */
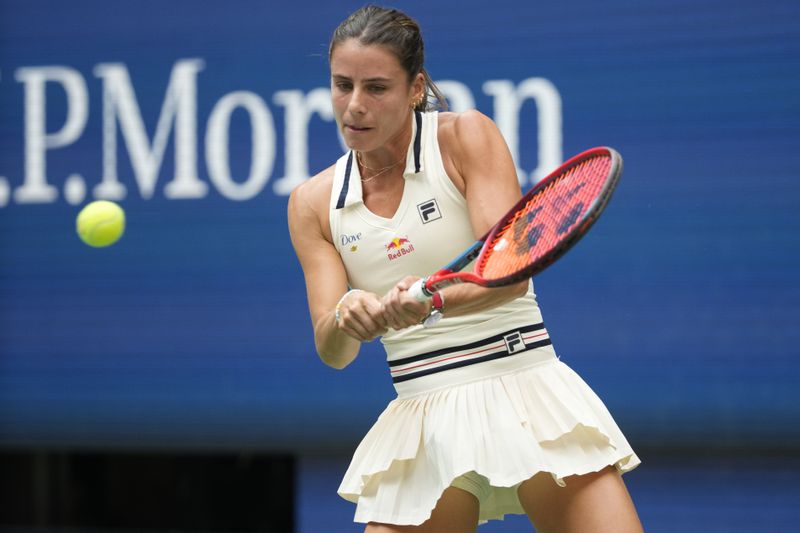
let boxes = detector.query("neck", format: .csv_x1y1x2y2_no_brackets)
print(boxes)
357,111,414,170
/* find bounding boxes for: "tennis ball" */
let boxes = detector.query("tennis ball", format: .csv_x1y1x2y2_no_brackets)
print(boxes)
76,200,126,247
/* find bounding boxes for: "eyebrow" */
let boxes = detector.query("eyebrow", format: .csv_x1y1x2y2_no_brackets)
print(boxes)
331,74,393,83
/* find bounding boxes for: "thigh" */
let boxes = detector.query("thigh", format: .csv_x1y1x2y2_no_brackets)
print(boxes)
517,467,643,533
364,486,479,533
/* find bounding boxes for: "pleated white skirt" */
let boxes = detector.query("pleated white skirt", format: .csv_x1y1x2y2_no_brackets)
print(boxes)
338,355,640,526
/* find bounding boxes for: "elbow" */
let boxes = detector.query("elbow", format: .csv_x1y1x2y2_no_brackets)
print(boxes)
491,279,529,306
318,351,350,370
512,278,530,299
315,338,358,370
312,319,360,369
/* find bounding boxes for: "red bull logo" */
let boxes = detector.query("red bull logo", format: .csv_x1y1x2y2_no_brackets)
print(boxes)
385,236,415,261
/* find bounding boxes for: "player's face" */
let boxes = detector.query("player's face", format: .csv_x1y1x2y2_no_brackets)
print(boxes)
330,39,423,152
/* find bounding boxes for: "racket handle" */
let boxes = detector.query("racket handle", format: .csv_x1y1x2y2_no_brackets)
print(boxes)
408,278,432,301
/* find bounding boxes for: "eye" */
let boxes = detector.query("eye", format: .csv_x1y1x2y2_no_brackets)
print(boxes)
369,85,386,93
334,81,352,91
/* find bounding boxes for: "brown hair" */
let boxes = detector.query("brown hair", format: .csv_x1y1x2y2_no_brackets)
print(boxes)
329,5,448,111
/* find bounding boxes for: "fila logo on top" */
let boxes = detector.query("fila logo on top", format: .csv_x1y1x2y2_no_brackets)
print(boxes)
504,331,526,354
417,199,442,224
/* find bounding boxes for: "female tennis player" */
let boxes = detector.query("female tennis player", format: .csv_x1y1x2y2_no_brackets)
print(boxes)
288,5,643,532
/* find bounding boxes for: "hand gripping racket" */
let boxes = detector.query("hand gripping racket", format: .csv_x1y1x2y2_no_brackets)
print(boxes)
409,146,623,305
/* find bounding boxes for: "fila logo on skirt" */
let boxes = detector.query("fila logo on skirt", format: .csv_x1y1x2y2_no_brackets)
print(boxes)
388,324,552,383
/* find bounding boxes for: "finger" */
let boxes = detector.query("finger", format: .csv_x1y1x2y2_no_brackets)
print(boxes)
344,315,385,342
398,294,430,318
382,302,407,330
380,289,403,321
381,292,417,330
395,275,419,292
391,304,427,330
343,301,388,341
338,311,370,341
365,300,389,330
381,285,402,307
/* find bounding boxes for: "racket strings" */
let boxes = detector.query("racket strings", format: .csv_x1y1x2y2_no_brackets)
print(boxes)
478,155,612,280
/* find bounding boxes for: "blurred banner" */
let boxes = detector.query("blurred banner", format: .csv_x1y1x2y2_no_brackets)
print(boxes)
1,0,798,451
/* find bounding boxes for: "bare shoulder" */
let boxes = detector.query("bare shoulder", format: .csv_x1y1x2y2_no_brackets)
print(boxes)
437,110,508,193
436,110,520,235
290,164,335,210
437,110,503,162
438,109,494,129
288,163,336,242
438,109,497,143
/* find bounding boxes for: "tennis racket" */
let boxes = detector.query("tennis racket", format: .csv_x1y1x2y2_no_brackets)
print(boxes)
409,146,623,302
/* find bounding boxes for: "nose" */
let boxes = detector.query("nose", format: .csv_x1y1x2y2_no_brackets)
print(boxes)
347,88,367,115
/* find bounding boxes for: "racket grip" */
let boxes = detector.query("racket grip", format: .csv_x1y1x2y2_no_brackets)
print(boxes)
408,278,432,301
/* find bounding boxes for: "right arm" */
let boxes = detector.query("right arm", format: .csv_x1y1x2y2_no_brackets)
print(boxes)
287,170,387,369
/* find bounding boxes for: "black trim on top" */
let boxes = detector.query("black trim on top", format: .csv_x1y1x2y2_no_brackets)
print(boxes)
337,111,420,209
335,151,354,209
413,110,422,173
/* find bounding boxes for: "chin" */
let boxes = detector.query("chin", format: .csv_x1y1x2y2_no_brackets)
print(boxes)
343,136,373,152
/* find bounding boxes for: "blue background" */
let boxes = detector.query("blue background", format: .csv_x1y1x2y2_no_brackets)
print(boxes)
1,0,799,530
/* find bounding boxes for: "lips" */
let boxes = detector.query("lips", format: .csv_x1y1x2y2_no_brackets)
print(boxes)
346,124,371,133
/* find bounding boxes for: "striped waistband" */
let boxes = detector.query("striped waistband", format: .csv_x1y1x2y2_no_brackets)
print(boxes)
388,323,554,394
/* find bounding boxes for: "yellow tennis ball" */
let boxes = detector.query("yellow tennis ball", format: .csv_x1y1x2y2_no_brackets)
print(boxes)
76,200,126,247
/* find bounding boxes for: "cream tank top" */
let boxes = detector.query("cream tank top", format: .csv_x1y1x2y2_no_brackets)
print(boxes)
329,111,557,395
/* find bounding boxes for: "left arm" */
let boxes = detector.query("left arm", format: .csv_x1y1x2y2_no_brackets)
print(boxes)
381,110,529,329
